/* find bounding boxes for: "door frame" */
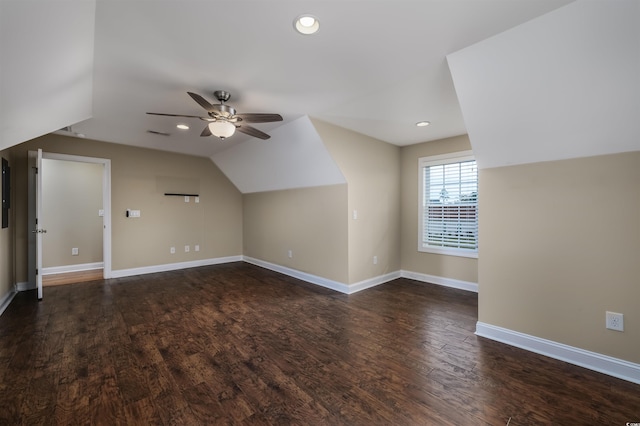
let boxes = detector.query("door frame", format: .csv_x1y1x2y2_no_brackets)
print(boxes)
28,151,112,291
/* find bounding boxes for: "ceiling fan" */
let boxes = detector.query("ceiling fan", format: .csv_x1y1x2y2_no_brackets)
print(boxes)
147,91,283,140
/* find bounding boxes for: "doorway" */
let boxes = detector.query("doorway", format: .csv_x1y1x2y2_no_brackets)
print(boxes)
28,151,112,296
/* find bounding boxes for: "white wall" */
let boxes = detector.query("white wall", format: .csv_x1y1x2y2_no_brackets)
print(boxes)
0,0,96,149
211,116,345,193
447,0,640,169
41,159,103,268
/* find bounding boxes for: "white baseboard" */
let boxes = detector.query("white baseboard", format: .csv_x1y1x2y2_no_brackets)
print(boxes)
110,256,243,279
16,281,35,291
349,271,402,294
242,259,477,295
476,322,640,385
42,262,104,276
242,257,402,294
401,270,478,293
243,257,352,293
22,262,476,299
0,290,17,316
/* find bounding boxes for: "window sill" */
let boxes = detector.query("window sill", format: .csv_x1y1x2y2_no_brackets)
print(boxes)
418,246,478,259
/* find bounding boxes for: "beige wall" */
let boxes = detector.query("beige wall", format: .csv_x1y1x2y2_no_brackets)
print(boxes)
400,135,478,283
0,149,14,300
479,152,640,363
3,127,634,372
243,120,401,286
42,159,103,268
10,134,242,282
243,184,349,283
313,119,401,284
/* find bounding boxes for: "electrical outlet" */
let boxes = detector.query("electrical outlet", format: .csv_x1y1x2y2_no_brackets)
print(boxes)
185,245,190,253
71,247,79,256
194,244,200,252
373,255,378,265
288,250,293,258
606,311,624,331
195,196,200,204
184,196,190,203
170,246,176,254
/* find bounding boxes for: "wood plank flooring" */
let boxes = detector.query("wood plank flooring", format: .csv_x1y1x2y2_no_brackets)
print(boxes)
0,262,638,425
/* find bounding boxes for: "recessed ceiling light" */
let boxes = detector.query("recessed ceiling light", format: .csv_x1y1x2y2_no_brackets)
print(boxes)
416,121,431,127
176,124,189,130
294,14,320,35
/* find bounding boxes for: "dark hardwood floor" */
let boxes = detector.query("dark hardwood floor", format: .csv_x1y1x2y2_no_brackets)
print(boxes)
0,262,638,425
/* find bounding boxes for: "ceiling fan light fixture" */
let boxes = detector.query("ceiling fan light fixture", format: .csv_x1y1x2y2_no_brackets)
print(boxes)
208,120,236,140
294,14,319,35
416,121,431,127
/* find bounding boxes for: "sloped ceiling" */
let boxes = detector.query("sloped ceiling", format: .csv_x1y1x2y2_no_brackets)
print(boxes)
6,1,635,196
0,0,95,150
63,0,572,158
212,116,345,194
447,0,640,169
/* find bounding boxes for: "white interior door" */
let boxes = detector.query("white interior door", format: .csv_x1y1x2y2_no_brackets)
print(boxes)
36,149,44,300
27,150,112,295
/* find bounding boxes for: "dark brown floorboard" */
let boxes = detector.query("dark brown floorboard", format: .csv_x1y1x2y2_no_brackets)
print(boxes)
0,262,638,425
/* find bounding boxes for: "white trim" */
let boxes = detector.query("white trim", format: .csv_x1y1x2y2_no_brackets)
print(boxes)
243,257,350,293
419,150,475,167
418,150,478,257
349,271,402,294
102,159,112,278
16,282,35,292
401,270,478,293
476,322,640,385
242,257,401,294
42,262,104,276
418,246,478,259
38,152,112,280
110,256,243,279
0,290,16,316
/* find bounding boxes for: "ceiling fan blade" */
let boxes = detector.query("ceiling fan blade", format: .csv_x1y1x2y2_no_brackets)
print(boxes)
200,125,212,137
236,113,283,123
147,112,204,119
187,92,215,112
236,125,270,140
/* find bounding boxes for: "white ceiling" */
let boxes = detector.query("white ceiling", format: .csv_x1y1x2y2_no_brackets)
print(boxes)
0,0,95,149
448,0,640,169
60,0,575,158
212,116,346,194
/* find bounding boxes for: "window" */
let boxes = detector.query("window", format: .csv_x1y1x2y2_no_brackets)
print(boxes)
418,151,478,258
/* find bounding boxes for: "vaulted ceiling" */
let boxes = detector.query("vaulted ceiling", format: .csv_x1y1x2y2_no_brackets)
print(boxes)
448,0,640,169
1,0,576,158
3,0,638,195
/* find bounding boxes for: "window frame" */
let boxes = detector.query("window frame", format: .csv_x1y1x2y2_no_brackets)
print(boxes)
418,150,478,259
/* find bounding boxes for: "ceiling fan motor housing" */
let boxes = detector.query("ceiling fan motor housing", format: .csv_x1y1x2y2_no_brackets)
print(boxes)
210,104,236,119
214,90,231,103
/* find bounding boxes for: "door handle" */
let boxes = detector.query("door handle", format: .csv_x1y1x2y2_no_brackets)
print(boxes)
31,229,47,233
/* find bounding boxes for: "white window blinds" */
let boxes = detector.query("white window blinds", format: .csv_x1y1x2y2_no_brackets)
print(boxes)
419,153,478,256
